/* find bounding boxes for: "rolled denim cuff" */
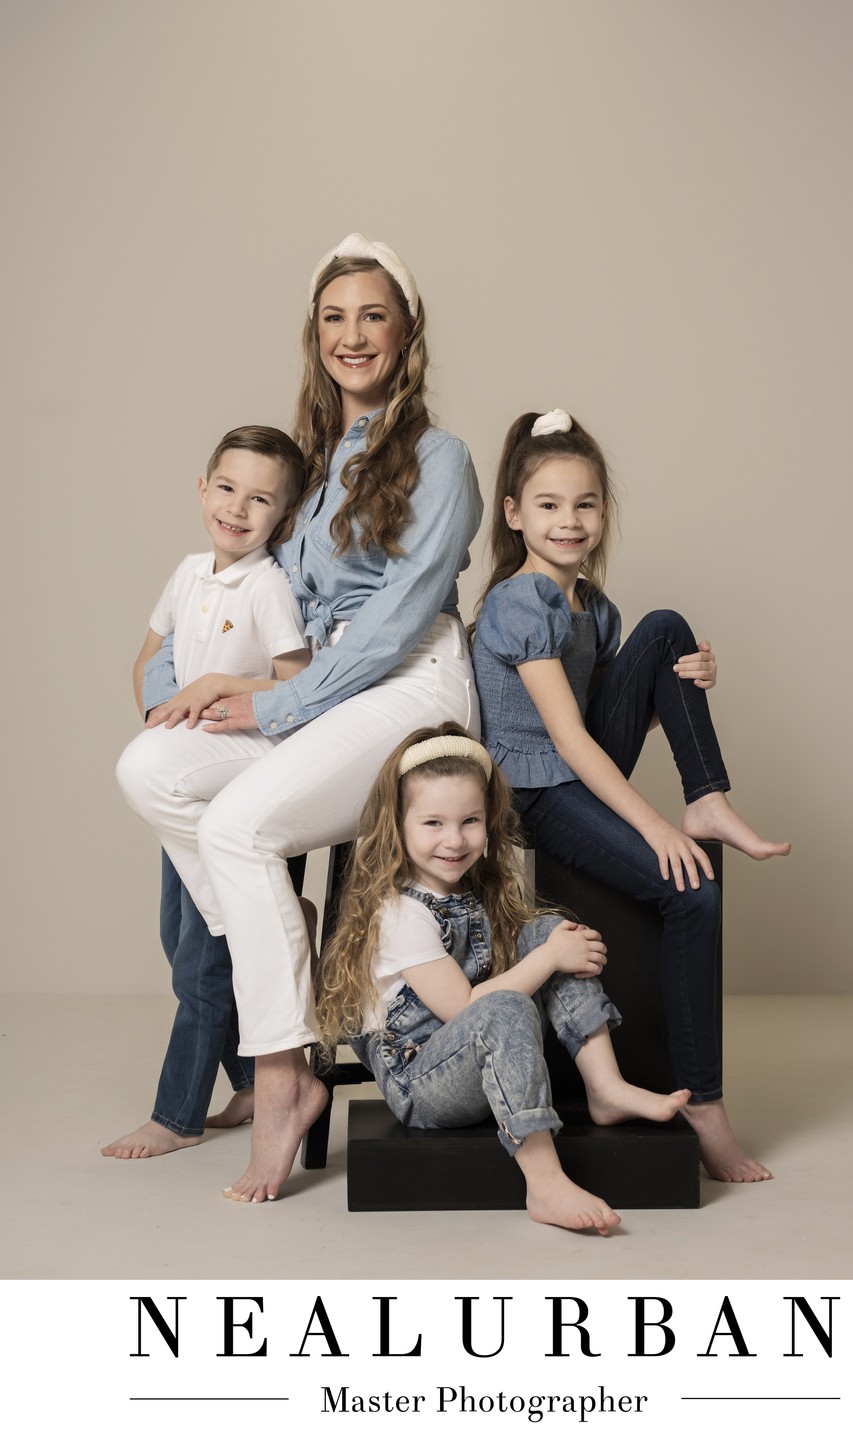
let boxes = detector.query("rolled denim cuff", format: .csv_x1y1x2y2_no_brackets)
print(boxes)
552,992,622,1061
142,634,179,712
498,1106,562,1157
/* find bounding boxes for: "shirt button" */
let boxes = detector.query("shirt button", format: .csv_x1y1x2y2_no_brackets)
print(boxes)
344,440,352,449
291,565,297,573
201,605,209,613
269,721,278,731
287,715,294,724
430,657,437,663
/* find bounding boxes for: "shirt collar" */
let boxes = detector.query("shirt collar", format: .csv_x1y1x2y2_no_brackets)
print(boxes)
193,546,270,586
344,406,384,438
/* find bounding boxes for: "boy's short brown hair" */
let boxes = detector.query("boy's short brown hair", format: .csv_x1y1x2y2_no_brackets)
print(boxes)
206,426,306,546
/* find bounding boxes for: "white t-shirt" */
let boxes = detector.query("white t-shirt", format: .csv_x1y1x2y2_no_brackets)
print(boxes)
150,548,306,688
361,885,450,1032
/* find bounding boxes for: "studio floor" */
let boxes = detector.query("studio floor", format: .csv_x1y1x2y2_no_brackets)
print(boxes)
3,994,850,1281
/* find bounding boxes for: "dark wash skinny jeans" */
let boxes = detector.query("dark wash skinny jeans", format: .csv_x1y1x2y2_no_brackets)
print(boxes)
513,610,729,1103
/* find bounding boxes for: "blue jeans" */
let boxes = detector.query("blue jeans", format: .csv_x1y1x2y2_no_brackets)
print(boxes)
515,610,728,1103
152,852,253,1136
152,850,308,1135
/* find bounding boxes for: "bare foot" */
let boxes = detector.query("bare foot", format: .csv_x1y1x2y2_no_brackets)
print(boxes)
101,1120,202,1159
222,1054,328,1203
527,1170,622,1236
681,1100,773,1182
587,1083,691,1127
682,792,791,861
206,1087,254,1129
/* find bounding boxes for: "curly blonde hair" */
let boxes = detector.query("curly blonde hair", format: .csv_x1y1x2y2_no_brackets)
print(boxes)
315,723,539,1058
285,254,431,556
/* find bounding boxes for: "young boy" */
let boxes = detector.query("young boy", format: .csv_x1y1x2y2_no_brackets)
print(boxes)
104,426,311,1159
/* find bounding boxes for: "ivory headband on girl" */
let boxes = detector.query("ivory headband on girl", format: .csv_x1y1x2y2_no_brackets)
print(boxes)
399,735,493,781
531,408,573,437
308,233,420,318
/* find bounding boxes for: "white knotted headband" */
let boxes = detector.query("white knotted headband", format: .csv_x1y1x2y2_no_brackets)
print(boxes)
399,734,493,781
531,408,573,437
308,233,420,318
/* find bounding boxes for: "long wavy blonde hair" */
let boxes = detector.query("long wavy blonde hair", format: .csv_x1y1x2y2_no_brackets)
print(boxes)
475,411,619,615
315,723,539,1057
285,254,430,555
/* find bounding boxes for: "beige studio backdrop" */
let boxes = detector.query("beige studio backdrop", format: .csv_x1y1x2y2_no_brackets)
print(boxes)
2,0,850,998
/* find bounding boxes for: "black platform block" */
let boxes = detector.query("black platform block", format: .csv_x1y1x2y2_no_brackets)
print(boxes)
347,1099,700,1211
535,842,723,1098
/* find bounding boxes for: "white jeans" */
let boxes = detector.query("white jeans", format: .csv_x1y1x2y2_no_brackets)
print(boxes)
120,616,478,1054
116,723,282,930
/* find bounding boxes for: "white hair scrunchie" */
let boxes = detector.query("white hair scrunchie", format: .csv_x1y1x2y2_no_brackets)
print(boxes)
399,734,493,781
308,233,420,318
531,408,573,437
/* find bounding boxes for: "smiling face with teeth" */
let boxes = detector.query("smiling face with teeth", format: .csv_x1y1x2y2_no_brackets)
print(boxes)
402,771,488,897
316,269,411,428
198,448,293,571
504,456,607,598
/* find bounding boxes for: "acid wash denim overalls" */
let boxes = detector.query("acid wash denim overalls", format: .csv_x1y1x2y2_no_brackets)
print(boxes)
348,887,621,1157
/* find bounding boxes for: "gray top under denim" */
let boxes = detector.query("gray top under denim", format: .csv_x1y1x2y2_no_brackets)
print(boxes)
473,572,621,788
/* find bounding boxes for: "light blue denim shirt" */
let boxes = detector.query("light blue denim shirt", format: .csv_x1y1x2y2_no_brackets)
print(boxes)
143,414,483,734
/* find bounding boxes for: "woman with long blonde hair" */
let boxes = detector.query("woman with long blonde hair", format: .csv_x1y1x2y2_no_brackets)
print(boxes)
135,235,483,1201
318,724,691,1236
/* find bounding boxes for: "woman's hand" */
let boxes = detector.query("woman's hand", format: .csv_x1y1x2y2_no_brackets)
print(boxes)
673,640,716,689
201,692,259,733
641,816,715,890
543,920,608,977
146,674,230,730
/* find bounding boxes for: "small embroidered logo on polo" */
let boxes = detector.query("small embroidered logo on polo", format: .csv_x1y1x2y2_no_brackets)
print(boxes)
222,620,234,633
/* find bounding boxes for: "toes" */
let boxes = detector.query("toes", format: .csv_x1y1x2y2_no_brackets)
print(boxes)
224,1176,279,1203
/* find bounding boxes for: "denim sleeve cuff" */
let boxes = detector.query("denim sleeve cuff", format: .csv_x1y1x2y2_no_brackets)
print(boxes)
142,647,179,711
253,682,307,736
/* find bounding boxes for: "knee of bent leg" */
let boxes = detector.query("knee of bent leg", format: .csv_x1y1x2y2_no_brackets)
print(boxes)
516,914,566,960
643,608,695,650
115,738,159,820
683,874,721,922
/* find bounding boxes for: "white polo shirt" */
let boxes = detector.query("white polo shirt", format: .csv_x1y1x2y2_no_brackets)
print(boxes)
150,548,306,688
